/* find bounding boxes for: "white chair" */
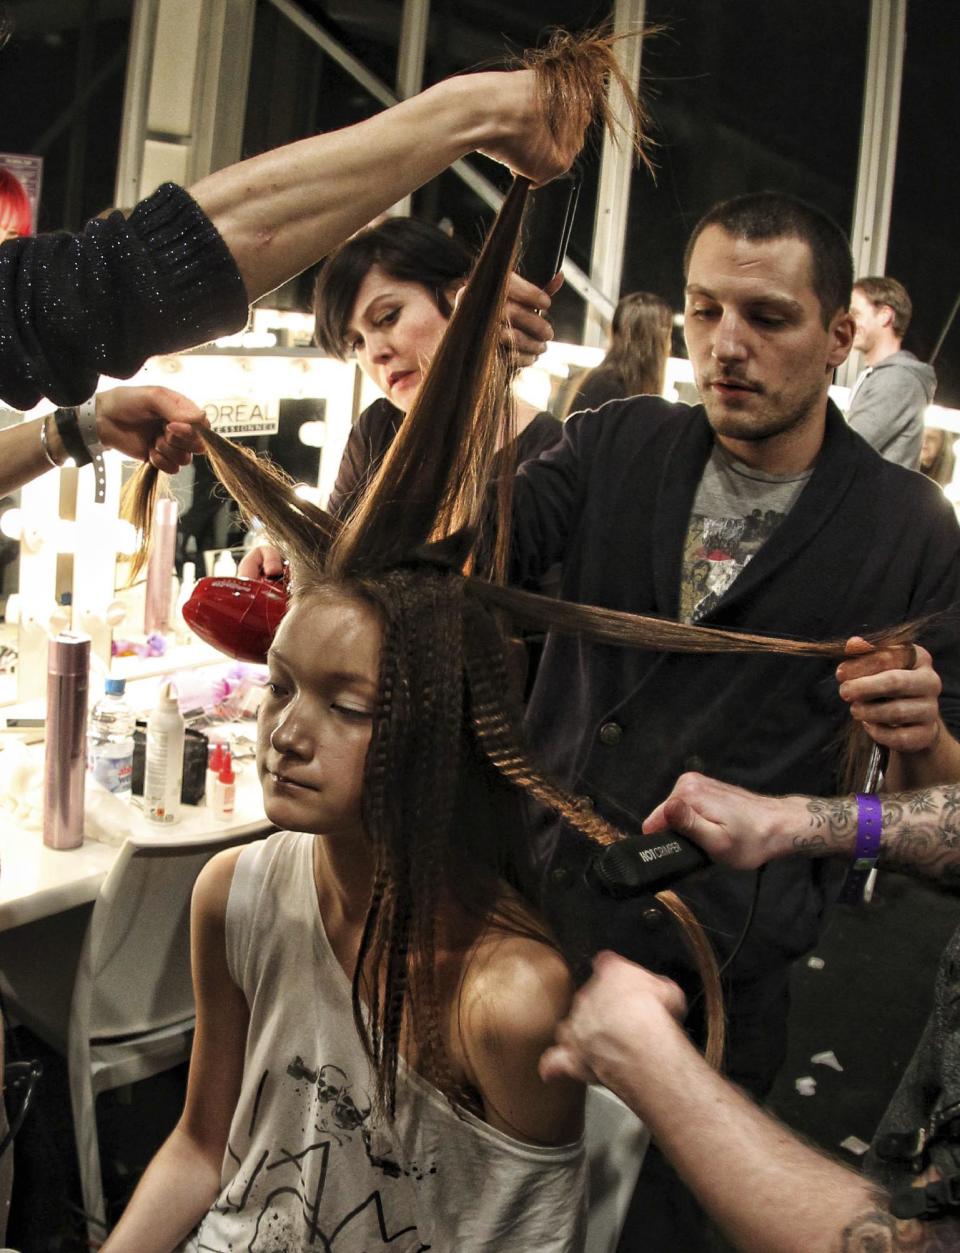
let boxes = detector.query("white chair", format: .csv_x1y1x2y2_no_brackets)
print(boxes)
584,1084,649,1253
0,830,262,1244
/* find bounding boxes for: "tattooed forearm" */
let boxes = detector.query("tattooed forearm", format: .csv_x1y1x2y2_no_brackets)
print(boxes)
797,785,960,886
839,1206,960,1251
802,797,857,851
878,784,960,886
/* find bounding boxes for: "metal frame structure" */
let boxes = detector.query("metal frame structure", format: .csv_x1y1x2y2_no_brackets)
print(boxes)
839,0,907,387
393,0,431,217
584,0,646,346
114,0,255,210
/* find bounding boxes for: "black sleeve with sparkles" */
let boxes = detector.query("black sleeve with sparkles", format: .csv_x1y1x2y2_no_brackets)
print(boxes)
0,182,249,410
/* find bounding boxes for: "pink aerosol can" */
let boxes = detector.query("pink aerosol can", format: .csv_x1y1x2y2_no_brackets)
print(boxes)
43,631,91,849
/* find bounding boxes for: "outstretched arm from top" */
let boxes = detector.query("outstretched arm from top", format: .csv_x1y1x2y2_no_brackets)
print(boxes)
193,71,580,305
0,65,584,411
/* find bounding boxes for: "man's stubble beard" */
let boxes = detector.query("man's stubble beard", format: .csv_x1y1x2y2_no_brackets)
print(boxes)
701,383,822,445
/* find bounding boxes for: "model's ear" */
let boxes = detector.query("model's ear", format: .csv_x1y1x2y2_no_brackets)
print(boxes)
827,307,856,370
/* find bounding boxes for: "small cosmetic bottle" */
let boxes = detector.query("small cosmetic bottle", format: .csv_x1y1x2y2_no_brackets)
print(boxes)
206,741,224,803
44,632,91,849
211,748,235,821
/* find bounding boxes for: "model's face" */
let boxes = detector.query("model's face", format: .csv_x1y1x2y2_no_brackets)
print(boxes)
258,592,380,839
850,288,885,355
684,226,854,452
345,265,451,413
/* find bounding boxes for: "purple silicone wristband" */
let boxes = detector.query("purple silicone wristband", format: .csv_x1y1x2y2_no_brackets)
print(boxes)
854,793,882,861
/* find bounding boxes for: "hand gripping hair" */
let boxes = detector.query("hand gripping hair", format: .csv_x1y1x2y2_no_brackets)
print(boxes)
125,30,918,1117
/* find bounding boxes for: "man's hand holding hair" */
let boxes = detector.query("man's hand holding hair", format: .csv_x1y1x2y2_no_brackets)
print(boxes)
838,634,960,788
641,772,809,870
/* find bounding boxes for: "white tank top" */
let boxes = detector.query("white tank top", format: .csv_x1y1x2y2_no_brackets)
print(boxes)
181,830,586,1252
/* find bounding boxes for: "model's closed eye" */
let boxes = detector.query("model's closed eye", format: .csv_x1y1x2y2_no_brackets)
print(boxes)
332,703,374,720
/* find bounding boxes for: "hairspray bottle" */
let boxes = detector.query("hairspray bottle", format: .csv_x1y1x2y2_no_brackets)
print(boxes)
143,679,185,824
144,498,179,635
43,631,91,850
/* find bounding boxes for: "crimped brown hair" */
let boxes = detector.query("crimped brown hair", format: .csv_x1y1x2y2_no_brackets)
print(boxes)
125,29,918,1118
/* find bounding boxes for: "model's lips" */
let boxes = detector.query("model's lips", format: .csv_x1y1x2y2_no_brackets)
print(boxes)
267,770,318,792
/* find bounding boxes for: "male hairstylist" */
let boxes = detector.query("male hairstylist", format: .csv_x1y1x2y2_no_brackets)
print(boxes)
509,192,960,1249
238,189,960,1103
511,190,960,1096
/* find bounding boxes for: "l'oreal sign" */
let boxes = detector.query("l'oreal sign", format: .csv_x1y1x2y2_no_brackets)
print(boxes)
203,398,279,438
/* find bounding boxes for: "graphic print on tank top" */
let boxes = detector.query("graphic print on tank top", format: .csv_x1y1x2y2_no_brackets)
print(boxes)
198,1052,434,1253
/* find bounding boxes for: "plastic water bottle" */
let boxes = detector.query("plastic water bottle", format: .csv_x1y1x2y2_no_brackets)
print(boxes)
87,677,135,798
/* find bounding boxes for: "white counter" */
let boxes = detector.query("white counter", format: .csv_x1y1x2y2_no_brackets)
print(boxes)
0,770,270,931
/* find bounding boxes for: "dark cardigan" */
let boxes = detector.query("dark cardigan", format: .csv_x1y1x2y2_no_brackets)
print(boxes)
511,395,960,980
0,183,248,410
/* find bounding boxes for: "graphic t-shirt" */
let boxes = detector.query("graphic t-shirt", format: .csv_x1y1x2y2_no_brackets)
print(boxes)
679,443,813,623
179,830,585,1253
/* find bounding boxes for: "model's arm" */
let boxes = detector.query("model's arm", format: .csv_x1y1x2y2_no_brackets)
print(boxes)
837,637,960,791
102,849,248,1253
191,71,578,304
541,951,959,1253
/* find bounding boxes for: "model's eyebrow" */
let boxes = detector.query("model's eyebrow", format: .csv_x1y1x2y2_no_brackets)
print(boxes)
268,648,377,692
685,284,804,315
327,669,378,693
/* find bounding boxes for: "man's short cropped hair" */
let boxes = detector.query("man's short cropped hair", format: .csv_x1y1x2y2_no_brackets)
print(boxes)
852,275,912,339
684,191,853,329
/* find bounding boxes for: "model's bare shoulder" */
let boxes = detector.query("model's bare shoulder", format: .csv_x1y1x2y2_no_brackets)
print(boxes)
192,844,246,923
457,928,583,1146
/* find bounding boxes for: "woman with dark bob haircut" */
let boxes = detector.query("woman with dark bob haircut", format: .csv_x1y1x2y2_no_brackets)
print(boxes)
313,215,563,522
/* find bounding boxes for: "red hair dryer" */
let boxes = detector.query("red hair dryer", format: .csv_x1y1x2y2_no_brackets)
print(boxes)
182,576,288,663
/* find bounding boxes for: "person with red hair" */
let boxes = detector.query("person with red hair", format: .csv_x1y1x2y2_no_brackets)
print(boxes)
0,168,31,243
